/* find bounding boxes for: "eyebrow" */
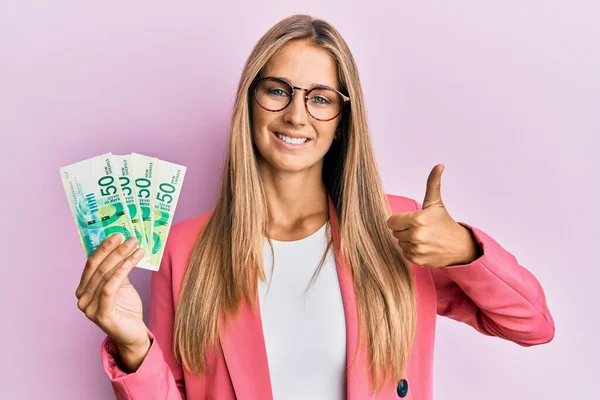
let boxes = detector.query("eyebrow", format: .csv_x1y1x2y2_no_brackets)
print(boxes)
274,76,338,90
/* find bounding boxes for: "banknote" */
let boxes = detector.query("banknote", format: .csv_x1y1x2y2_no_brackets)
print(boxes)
130,153,159,270
61,152,186,271
60,153,136,256
149,159,187,269
112,155,146,250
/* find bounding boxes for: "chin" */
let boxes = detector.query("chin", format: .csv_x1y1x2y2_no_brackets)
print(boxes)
271,158,312,173
259,153,316,173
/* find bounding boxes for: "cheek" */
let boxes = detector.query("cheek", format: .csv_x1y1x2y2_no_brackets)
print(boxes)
250,104,277,160
251,105,276,139
250,102,261,138
315,120,339,143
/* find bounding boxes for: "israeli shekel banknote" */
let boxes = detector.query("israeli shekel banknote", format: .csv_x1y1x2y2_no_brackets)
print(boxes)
60,153,186,271
60,153,136,256
130,153,159,269
112,154,153,269
150,159,186,268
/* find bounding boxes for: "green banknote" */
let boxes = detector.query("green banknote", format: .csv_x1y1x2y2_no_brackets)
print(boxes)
150,159,187,269
112,154,147,250
131,153,159,270
62,152,186,271
60,153,136,256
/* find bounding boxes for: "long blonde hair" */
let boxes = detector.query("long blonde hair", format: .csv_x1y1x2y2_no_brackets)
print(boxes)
173,14,416,393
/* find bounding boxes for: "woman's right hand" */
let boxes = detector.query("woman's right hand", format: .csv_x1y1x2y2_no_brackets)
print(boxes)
76,233,150,370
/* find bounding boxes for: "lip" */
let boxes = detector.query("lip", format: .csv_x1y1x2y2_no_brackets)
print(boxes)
274,130,311,140
272,131,311,149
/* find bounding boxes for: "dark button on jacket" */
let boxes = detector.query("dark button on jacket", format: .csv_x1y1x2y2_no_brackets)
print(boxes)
397,379,409,397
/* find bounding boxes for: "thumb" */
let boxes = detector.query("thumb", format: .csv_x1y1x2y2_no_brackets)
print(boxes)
423,164,445,209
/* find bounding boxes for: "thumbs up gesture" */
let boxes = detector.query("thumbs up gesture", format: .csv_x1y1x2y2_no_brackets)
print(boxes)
387,164,481,268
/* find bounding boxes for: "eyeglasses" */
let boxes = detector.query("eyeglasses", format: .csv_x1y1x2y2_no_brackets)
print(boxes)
251,77,350,122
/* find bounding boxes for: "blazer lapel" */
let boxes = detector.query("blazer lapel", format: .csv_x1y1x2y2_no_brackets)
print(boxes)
328,197,373,399
219,292,273,399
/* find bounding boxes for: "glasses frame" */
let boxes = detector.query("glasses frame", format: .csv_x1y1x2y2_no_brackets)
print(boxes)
251,77,350,122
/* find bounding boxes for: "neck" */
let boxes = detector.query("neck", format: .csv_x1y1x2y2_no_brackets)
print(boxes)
258,158,329,240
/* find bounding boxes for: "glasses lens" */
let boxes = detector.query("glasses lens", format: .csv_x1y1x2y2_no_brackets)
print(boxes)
306,87,344,121
254,78,292,111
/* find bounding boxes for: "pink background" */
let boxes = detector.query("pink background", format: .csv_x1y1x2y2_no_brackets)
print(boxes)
1,1,598,399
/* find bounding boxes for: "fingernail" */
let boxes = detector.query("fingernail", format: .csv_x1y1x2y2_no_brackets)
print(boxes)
133,248,144,258
122,260,131,269
109,233,122,243
124,237,136,248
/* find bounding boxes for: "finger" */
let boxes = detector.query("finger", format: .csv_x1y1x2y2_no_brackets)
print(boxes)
401,247,422,266
76,233,123,299
396,240,417,259
87,247,145,323
387,213,414,231
77,237,138,311
392,229,412,243
423,164,445,209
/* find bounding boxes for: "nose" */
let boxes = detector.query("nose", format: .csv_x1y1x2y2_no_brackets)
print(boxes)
282,90,308,126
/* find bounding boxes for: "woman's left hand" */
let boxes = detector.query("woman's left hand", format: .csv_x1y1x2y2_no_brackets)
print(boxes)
387,164,482,268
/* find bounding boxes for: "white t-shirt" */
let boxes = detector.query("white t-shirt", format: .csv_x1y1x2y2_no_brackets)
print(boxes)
258,222,347,400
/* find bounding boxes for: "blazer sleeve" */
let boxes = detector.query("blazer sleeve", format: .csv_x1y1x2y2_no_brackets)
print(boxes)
412,199,556,346
101,237,186,399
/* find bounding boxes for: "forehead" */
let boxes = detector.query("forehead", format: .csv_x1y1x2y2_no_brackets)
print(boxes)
261,40,339,90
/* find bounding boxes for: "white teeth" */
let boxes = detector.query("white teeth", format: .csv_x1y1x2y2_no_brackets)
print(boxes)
276,133,308,145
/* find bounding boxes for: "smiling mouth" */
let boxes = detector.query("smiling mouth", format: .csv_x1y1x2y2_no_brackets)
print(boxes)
273,132,310,145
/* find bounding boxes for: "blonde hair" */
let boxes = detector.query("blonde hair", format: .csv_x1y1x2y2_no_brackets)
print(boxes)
173,14,416,393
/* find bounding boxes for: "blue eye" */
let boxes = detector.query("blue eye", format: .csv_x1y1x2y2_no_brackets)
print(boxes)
311,96,330,105
268,88,289,97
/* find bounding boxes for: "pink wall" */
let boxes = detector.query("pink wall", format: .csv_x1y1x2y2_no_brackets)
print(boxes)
1,1,598,398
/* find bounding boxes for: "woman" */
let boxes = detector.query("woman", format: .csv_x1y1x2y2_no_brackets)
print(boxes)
75,14,555,400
